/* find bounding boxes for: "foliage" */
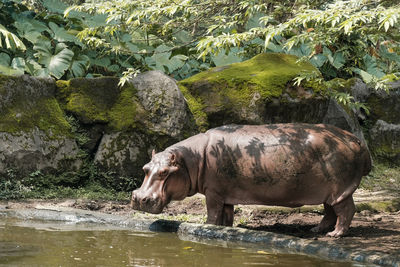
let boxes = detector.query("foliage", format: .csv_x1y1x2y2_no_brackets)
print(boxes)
0,166,134,200
0,0,135,79
1,0,399,86
65,0,400,84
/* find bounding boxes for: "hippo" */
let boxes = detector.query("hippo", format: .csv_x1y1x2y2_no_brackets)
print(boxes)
131,123,371,237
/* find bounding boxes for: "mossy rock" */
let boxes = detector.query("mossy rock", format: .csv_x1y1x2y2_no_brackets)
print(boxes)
130,71,198,139
56,77,147,131
0,75,72,137
94,131,150,179
178,53,326,131
0,75,81,176
350,78,400,124
369,120,400,163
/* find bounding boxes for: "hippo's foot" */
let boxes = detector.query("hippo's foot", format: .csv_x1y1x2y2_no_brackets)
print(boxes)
326,228,346,238
311,203,337,233
325,196,356,238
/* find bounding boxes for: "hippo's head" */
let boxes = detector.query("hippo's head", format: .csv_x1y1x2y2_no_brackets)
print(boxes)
131,150,190,214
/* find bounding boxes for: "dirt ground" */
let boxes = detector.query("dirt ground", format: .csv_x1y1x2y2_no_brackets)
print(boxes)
2,189,400,256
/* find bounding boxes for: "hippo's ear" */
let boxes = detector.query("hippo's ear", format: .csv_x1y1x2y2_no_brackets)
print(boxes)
152,149,156,158
170,153,176,165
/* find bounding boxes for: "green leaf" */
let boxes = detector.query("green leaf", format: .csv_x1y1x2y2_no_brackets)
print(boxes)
310,54,327,68
0,53,11,66
151,44,173,72
245,13,266,30
25,58,44,76
266,42,283,53
0,53,24,75
11,57,25,71
13,20,48,44
108,64,120,72
69,54,89,77
85,14,108,27
331,52,345,69
211,47,242,67
363,55,385,78
167,54,188,72
289,44,311,58
126,42,139,53
0,24,26,51
42,0,68,14
48,22,78,43
354,68,374,84
323,46,334,64
34,40,74,79
0,65,22,75
173,30,192,43
91,56,111,68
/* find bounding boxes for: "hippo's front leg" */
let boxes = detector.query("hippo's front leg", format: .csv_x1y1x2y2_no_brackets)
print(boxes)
222,204,234,226
205,194,234,226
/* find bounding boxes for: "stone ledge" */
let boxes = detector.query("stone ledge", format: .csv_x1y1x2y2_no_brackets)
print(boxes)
0,207,398,267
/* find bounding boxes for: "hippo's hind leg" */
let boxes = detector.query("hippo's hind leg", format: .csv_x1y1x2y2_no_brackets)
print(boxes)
327,196,356,237
311,203,337,233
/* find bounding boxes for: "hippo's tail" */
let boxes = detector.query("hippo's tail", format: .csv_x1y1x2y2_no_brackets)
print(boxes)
360,142,372,176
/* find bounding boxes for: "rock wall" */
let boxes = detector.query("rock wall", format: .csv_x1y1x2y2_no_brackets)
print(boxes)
1,53,397,190
350,79,400,163
0,71,196,189
179,53,365,142
0,75,81,176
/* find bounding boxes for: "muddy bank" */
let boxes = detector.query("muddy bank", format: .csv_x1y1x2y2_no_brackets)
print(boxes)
0,197,399,267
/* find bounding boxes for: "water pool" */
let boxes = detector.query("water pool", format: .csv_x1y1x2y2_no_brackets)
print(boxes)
0,219,364,266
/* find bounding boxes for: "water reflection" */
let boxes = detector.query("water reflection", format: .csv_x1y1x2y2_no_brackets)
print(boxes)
0,219,361,266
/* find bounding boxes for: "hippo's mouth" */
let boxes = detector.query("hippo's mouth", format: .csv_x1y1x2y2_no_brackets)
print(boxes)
130,197,167,214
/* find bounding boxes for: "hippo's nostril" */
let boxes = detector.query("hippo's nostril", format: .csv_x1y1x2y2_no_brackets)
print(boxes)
140,197,150,205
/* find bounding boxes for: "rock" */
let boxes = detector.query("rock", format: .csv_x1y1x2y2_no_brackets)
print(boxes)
56,77,148,130
179,53,364,140
351,78,400,124
0,75,81,176
0,129,81,175
322,98,366,143
130,70,196,138
55,73,197,185
346,78,400,163
55,76,149,180
179,53,320,130
94,131,149,180
369,120,400,163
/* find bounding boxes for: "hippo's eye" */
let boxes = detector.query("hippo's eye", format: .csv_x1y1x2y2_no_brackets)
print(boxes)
143,166,150,175
158,169,169,177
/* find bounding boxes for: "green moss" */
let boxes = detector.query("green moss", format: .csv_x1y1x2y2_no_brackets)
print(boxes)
178,84,209,131
326,78,357,93
0,75,72,137
366,94,400,124
56,78,118,124
56,78,145,131
181,53,316,96
108,85,147,130
370,142,400,162
356,200,400,213
178,53,319,129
